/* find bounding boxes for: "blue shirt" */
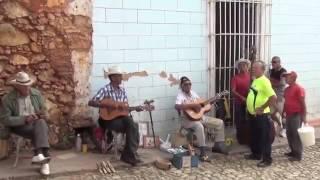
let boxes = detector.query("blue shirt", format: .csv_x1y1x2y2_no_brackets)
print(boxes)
92,83,128,102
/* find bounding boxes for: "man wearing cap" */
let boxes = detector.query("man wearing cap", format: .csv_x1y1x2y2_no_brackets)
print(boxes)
245,61,277,168
268,56,287,137
231,59,251,145
0,72,51,175
88,66,143,166
282,71,306,161
175,76,228,162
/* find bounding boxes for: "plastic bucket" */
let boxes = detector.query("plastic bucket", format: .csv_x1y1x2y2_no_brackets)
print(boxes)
298,124,315,147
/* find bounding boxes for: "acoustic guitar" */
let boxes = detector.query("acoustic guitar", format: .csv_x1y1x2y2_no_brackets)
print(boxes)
99,99,154,121
183,90,229,121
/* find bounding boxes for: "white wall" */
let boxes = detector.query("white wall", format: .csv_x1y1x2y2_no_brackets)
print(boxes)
271,0,320,120
91,0,208,137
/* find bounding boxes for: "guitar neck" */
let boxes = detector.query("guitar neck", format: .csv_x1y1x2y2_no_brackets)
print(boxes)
128,106,138,111
202,97,218,105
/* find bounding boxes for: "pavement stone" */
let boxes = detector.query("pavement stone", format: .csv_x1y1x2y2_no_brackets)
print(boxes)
49,142,320,180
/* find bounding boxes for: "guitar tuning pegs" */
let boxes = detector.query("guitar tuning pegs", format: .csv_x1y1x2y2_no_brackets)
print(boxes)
144,99,154,104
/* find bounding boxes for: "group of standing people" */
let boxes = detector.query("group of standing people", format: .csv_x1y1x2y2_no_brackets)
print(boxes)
231,57,307,167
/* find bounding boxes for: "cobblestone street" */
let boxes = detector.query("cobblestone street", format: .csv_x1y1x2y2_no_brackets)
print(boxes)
51,142,320,180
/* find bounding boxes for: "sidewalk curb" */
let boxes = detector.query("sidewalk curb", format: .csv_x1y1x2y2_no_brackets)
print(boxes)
0,141,294,180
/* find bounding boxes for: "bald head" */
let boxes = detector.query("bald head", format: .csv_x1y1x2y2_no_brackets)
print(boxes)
272,56,281,63
252,60,266,77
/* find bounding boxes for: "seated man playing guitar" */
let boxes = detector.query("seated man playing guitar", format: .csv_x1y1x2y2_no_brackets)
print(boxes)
88,66,143,166
175,76,228,161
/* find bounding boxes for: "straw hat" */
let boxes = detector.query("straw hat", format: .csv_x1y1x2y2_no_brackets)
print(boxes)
103,66,124,76
235,58,251,69
10,72,35,86
282,71,298,80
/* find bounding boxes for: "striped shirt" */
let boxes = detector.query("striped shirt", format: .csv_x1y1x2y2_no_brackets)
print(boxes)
92,83,128,102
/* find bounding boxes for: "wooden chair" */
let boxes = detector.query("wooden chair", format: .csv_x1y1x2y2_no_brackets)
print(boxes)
104,130,125,160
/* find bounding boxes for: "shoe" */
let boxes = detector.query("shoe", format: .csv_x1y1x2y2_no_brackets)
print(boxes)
244,154,261,160
212,142,229,155
32,154,51,165
135,158,143,164
289,157,302,162
199,155,211,162
257,161,272,168
280,129,287,138
284,152,294,157
120,156,141,166
40,163,50,175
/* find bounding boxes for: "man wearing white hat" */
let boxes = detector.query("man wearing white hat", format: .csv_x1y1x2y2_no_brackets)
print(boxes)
88,66,143,166
0,72,51,175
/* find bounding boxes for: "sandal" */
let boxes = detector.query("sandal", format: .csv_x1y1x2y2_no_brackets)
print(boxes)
199,155,211,162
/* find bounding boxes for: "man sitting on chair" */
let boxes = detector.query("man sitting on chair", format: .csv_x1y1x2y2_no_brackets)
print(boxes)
88,66,143,166
0,72,50,175
175,76,228,162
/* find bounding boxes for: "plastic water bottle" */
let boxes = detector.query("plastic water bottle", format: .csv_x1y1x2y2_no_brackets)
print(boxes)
101,138,106,153
76,134,82,152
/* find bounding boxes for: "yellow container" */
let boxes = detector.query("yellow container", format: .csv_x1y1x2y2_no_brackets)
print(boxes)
0,139,9,160
82,144,88,153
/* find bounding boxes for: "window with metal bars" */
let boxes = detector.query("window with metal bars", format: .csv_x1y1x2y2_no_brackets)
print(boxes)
207,0,272,126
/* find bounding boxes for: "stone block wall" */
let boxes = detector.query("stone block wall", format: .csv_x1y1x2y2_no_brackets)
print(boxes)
92,0,207,138
0,0,93,146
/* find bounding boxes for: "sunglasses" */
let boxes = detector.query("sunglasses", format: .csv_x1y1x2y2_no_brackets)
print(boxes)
271,61,277,64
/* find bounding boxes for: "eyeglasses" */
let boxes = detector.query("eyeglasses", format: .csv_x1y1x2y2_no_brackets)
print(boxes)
271,61,277,64
182,82,192,86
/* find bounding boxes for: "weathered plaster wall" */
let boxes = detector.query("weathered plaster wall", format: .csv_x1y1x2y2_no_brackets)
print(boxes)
0,0,93,146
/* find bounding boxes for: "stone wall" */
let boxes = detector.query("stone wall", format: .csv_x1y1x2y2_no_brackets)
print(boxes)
0,0,93,146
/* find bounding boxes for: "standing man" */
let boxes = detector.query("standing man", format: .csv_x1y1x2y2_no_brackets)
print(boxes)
231,59,251,145
88,66,142,166
269,56,287,137
245,61,277,168
282,71,306,162
0,72,51,175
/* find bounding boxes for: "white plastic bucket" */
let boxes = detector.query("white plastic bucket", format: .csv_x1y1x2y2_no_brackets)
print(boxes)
298,124,315,147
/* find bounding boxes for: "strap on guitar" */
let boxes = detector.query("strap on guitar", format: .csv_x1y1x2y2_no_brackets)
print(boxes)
250,87,258,113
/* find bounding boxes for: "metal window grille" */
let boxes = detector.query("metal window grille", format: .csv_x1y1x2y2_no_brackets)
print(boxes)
207,0,272,126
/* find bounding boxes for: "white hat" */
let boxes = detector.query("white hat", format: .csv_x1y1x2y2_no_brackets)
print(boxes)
103,66,124,76
235,58,251,69
10,72,35,86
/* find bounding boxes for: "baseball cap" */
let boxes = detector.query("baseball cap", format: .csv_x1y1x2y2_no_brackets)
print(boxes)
282,71,297,79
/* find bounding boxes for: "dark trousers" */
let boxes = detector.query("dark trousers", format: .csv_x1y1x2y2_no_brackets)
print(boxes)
234,103,250,145
286,113,303,158
249,114,272,163
98,116,139,160
11,119,50,156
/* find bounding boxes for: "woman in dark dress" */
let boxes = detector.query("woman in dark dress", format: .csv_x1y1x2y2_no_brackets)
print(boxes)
231,59,251,145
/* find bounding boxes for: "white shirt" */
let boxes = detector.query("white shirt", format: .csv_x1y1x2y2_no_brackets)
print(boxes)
18,96,35,116
175,90,201,124
175,90,200,105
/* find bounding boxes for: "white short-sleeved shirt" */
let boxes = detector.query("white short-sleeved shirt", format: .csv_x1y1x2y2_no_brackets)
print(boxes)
175,90,200,105
175,90,201,125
